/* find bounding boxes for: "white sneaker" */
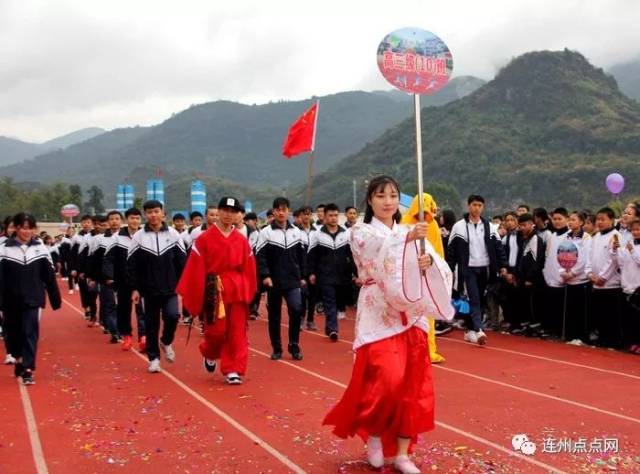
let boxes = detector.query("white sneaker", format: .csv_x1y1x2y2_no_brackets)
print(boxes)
62,277,68,281
68,289,74,295
4,354,16,365
366,436,384,468
148,359,161,373
225,372,243,385
337,311,346,320
74,284,80,291
476,330,488,346
464,330,478,344
394,455,421,474
160,343,175,363
566,339,584,346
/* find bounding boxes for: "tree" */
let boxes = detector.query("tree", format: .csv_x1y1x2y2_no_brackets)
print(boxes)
85,185,105,214
68,184,83,207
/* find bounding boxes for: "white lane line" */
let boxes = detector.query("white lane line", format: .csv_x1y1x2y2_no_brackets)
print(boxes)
437,336,640,380
62,299,306,474
18,382,49,474
248,347,567,474
274,320,640,424
343,315,640,380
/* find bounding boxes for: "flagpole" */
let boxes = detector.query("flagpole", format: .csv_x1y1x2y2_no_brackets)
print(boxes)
414,93,426,253
305,99,320,206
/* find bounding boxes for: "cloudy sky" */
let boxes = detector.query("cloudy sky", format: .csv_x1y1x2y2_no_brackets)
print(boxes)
1,0,638,142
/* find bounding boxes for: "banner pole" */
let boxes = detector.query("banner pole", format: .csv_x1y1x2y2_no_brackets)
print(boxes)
305,151,315,206
414,93,426,253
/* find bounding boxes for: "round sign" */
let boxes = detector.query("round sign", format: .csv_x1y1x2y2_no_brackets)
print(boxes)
377,27,453,95
60,203,80,218
557,241,578,271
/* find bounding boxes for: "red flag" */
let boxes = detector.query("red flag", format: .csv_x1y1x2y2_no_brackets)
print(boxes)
282,101,319,159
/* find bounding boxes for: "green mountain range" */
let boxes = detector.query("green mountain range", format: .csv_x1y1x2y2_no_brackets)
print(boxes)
302,50,640,214
0,78,482,208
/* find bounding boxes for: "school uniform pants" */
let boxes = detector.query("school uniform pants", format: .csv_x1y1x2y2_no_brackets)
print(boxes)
266,287,302,352
98,284,118,337
462,267,489,331
200,302,249,375
117,286,146,339
590,288,623,349
564,283,589,342
79,278,98,318
544,286,565,337
3,303,40,371
622,293,640,348
142,294,179,361
301,283,317,323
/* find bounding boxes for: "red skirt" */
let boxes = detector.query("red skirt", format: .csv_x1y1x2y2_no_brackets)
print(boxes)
323,326,435,457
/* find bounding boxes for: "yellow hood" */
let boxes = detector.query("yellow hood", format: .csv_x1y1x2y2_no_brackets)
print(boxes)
401,193,444,258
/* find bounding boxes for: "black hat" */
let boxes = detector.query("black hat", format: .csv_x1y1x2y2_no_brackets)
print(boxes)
217,196,244,212
244,212,257,221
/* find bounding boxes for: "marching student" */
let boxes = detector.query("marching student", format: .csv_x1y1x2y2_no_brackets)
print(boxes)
560,211,592,344
447,195,507,346
500,212,520,331
88,211,122,343
611,218,640,354
127,200,186,373
256,197,306,361
70,215,96,321
307,203,355,341
1,216,16,365
188,211,203,233
344,206,358,228
178,197,257,385
243,212,262,320
323,176,453,474
586,207,623,348
516,204,530,217
541,208,570,338
0,213,61,385
315,204,325,227
85,215,108,329
190,206,219,242
103,208,146,351
59,227,76,294
297,205,318,330
292,208,302,228
172,213,191,248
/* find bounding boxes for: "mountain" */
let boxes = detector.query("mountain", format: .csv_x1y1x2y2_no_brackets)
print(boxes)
0,137,43,167
0,127,106,167
42,127,105,150
302,50,640,213
0,80,483,206
609,59,640,101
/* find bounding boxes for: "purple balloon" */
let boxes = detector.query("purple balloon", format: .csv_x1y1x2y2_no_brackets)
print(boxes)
606,173,625,194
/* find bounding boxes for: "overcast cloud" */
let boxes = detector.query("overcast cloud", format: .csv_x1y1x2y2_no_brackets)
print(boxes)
0,0,638,142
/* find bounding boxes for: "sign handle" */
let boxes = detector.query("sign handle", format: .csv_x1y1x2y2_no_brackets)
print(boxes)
414,93,426,254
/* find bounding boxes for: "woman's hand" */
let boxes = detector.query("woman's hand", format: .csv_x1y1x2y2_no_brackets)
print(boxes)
418,253,433,271
409,222,428,242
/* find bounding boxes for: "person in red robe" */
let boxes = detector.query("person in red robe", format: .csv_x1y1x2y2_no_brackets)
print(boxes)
177,197,257,385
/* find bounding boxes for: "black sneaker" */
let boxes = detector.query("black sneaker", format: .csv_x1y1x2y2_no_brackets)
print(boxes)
109,335,120,344
182,317,192,326
270,351,282,360
249,313,258,321
204,358,216,373
289,344,303,361
329,331,338,342
22,370,35,385
306,321,317,331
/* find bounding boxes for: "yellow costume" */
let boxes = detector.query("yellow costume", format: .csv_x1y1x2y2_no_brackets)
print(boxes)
401,193,446,364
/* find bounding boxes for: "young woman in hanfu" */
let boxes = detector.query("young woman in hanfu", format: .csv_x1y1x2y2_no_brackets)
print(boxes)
323,175,454,474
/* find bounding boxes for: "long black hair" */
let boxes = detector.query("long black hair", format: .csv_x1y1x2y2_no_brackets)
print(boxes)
363,175,402,224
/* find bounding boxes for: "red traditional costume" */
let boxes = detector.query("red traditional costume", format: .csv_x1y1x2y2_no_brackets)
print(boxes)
323,217,454,458
177,224,257,376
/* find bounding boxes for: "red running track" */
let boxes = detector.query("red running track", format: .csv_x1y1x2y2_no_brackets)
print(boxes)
0,281,639,473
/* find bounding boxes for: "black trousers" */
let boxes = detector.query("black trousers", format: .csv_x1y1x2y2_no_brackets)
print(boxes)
4,303,40,370
266,287,302,351
590,288,623,348
564,283,589,341
117,286,146,338
622,294,640,347
301,283,317,323
79,278,98,317
142,294,179,361
544,286,565,337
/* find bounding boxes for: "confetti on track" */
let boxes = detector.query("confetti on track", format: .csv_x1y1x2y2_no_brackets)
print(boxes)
1,281,639,473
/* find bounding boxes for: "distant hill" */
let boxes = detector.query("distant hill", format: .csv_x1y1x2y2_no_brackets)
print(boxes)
0,137,43,167
42,127,105,150
609,58,640,101
300,50,640,213
0,79,484,205
0,127,106,167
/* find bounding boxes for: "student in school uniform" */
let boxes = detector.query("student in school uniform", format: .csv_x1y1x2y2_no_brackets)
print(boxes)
559,211,592,345
541,208,570,338
297,206,318,330
586,207,623,349
501,212,520,332
617,202,639,245
611,218,640,354
0,213,61,385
